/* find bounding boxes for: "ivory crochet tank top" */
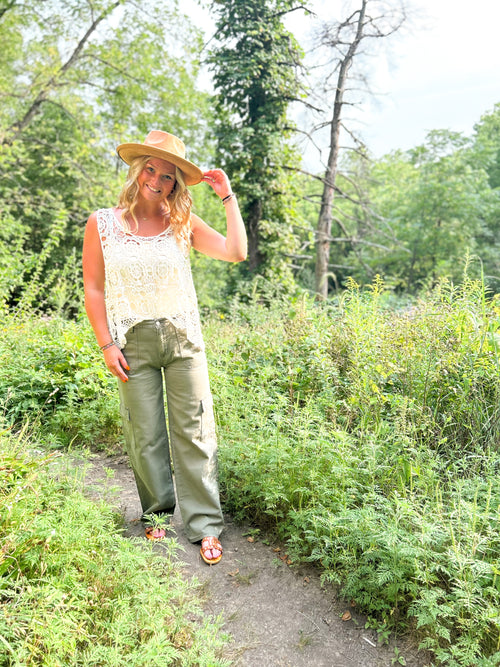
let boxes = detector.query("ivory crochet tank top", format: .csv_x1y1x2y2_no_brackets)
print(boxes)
97,208,203,350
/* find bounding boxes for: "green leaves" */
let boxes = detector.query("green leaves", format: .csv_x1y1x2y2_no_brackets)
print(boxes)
208,0,306,275
0,430,228,664
0,315,122,447
205,279,500,664
333,128,500,293
0,0,210,313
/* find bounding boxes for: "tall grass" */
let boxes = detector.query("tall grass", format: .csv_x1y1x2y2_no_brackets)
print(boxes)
206,277,500,666
0,428,229,666
2,274,500,665
0,313,121,449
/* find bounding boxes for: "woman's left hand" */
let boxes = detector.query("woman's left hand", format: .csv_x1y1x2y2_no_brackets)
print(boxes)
201,169,232,200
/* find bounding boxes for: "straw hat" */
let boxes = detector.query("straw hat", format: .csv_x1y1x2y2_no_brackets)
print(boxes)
116,130,203,186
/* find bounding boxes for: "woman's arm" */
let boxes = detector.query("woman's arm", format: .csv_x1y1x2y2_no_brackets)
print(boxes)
191,169,247,262
82,212,129,382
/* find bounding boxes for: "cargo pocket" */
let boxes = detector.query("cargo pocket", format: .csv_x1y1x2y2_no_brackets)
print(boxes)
200,395,217,446
199,395,219,492
119,403,135,454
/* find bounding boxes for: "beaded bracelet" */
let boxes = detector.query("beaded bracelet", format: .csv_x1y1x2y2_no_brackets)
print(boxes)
100,341,115,351
222,193,235,204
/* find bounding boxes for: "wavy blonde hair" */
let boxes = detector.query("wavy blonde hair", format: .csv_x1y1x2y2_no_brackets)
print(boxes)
117,155,193,246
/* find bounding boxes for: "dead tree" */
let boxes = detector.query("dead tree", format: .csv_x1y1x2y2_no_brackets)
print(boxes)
314,0,407,298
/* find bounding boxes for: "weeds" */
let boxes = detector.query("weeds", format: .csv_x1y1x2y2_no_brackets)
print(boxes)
3,274,500,665
0,429,229,666
0,313,121,449
205,277,500,666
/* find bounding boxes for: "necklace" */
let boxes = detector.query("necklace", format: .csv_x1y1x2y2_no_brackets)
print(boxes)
137,207,169,223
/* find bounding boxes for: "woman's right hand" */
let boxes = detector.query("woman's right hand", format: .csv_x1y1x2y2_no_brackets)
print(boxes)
103,345,130,383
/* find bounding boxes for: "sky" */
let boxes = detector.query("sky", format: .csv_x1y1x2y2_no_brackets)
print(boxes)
348,0,500,157
188,0,500,161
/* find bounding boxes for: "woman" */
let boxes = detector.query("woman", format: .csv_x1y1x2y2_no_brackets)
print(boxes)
82,130,247,565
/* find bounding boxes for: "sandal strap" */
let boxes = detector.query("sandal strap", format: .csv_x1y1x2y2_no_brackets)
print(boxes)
145,526,167,540
201,536,222,552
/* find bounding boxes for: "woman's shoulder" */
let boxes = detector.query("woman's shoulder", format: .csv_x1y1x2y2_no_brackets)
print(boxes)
84,210,119,246
97,207,117,217
87,207,117,226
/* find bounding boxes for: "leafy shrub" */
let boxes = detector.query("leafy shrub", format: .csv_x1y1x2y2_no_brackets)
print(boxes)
3,274,500,665
206,278,500,666
0,429,229,666
0,314,121,449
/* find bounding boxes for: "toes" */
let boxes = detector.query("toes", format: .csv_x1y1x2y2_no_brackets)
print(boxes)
200,537,222,564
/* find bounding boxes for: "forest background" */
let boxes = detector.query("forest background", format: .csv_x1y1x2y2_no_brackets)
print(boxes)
1,1,500,666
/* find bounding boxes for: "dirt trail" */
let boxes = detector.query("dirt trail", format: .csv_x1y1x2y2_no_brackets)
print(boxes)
82,452,429,667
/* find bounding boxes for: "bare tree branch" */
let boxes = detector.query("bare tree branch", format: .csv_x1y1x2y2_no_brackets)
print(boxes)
3,0,122,142
271,4,316,20
0,0,18,20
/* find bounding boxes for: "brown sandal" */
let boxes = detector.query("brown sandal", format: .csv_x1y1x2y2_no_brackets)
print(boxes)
200,536,223,565
145,526,167,541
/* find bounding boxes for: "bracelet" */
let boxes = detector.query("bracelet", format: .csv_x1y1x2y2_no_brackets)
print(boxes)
222,193,235,204
100,341,115,351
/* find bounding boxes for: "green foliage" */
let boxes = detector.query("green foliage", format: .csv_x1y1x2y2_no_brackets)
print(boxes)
469,104,500,289
0,430,229,665
325,125,500,295
3,273,500,663
473,102,500,189
208,0,306,280
0,0,210,313
190,185,246,310
0,314,121,448
202,275,500,665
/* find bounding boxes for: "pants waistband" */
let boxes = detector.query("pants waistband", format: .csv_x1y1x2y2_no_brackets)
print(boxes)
128,319,173,333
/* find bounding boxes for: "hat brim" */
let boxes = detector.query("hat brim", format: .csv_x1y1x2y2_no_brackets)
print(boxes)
116,143,203,186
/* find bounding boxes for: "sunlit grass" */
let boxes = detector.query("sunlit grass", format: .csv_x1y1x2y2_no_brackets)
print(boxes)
206,277,500,666
2,274,500,665
0,429,229,666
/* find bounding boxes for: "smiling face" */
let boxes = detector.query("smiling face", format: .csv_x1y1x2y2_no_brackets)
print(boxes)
137,157,177,201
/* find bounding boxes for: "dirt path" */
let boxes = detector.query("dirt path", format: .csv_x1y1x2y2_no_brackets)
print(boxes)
82,452,429,667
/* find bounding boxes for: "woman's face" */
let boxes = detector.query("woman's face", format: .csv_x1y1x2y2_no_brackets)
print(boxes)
137,157,176,201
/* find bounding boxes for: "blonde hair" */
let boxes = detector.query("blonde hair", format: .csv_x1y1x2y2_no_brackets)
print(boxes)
117,156,193,246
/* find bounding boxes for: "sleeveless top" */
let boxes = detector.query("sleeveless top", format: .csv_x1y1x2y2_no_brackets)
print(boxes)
97,208,204,350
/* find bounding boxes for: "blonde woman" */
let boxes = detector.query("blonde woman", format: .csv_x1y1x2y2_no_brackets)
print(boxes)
82,130,247,565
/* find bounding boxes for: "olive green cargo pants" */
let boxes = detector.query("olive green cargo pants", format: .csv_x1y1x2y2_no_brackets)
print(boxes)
117,319,223,543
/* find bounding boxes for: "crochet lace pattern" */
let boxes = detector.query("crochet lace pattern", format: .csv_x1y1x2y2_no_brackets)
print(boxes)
97,208,204,350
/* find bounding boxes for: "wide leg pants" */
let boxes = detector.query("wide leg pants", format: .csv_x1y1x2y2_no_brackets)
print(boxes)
117,319,224,543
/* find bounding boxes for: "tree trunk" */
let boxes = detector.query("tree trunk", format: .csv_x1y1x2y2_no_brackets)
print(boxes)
314,0,367,299
247,198,264,272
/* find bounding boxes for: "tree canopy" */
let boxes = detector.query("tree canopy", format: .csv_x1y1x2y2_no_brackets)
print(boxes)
0,0,499,309
0,0,208,310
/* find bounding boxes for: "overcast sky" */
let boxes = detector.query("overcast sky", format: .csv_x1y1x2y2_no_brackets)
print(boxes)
189,0,500,161
284,0,500,160
352,0,500,157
